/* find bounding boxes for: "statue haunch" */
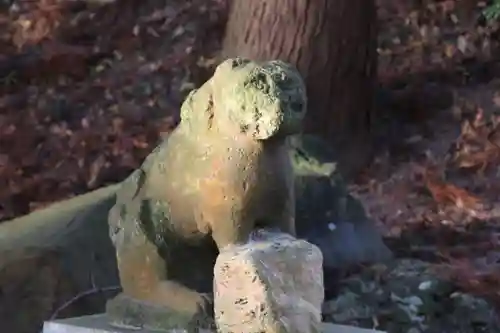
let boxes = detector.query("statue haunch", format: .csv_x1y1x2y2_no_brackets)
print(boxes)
105,58,307,331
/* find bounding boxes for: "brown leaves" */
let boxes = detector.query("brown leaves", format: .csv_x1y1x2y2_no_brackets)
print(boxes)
437,256,500,308
87,155,107,189
11,0,64,49
0,0,225,222
377,0,499,87
424,168,484,212
451,109,500,171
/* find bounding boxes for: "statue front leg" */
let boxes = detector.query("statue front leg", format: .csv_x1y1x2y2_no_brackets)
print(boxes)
206,189,296,248
269,190,296,237
209,211,254,249
106,218,214,331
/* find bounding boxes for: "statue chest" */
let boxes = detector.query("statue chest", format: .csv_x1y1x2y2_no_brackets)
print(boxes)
201,142,291,202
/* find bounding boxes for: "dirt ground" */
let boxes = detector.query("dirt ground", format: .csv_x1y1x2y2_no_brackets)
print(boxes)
2,0,500,315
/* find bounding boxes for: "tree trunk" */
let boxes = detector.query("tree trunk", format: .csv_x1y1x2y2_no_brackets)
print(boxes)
222,0,377,177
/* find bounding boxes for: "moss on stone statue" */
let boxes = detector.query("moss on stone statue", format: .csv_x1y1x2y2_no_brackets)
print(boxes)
179,57,306,140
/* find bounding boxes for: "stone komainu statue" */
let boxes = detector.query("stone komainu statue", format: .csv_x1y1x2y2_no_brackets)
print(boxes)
106,58,308,331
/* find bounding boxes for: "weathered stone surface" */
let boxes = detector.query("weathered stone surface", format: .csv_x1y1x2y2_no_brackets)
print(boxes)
0,185,120,333
106,293,216,332
106,57,308,331
0,249,78,333
214,230,324,333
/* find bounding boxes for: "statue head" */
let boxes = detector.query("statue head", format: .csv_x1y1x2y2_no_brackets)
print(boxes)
180,57,307,140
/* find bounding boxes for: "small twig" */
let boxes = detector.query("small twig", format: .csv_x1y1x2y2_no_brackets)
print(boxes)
40,284,121,332
41,250,122,333
48,285,121,320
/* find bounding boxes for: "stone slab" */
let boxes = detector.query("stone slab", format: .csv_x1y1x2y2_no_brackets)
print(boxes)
43,314,386,333
42,314,203,333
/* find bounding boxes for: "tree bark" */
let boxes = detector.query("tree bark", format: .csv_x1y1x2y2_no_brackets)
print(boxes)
222,0,377,177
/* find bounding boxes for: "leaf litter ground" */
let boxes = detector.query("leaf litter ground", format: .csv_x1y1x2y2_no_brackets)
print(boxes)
1,0,500,325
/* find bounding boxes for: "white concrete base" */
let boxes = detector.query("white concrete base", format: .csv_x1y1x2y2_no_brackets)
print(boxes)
43,314,386,333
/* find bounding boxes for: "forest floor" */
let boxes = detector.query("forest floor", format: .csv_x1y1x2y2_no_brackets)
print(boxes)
1,0,500,318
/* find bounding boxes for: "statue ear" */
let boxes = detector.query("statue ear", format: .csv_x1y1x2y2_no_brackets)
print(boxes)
179,81,214,131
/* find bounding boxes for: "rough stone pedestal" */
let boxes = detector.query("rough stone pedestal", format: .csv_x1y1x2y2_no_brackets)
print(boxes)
43,314,386,333
213,231,324,333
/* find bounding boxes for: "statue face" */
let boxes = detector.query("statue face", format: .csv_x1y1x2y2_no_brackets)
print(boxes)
213,58,307,140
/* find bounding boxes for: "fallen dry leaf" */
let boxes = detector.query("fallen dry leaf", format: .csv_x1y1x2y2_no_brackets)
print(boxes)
423,166,484,212
451,109,500,171
87,155,107,188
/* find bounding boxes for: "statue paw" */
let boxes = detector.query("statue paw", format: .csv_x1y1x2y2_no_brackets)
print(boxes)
106,293,215,332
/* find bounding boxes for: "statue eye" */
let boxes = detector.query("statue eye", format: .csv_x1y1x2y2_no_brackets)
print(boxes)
253,72,270,94
255,72,266,82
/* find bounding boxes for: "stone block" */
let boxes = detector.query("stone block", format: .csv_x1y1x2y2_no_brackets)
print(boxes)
42,314,212,333
213,230,324,333
42,314,386,333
